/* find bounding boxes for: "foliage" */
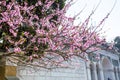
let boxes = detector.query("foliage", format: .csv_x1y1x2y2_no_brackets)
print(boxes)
114,36,120,52
0,0,108,68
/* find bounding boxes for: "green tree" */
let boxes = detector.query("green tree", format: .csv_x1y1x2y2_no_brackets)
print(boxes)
114,36,120,52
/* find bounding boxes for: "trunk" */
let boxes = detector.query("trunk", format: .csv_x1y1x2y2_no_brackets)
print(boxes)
0,56,6,80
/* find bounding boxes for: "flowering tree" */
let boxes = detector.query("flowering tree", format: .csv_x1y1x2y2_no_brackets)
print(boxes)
0,0,112,79
0,0,109,69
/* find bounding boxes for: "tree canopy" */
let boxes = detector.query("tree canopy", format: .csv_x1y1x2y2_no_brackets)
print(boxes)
0,0,108,68
114,36,120,52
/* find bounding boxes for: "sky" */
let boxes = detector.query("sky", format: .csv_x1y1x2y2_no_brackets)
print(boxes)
66,0,120,42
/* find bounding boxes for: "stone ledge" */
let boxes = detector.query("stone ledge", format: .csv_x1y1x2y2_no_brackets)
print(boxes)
5,76,19,80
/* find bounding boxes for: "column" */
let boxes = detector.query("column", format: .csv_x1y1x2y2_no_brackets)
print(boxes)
91,62,98,80
86,61,91,80
111,65,116,80
118,67,120,80
115,67,119,80
97,61,104,80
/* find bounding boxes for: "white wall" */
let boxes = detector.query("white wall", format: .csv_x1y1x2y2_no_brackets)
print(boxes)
17,58,88,80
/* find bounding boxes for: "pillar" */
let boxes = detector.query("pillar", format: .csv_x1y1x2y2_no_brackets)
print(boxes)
118,67,120,80
111,65,116,80
115,67,119,80
97,61,104,80
86,61,91,80
91,62,98,80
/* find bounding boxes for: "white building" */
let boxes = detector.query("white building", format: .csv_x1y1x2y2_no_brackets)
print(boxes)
6,45,120,80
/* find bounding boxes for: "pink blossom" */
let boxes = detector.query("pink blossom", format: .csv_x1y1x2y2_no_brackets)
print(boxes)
0,1,6,6
35,1,42,6
29,56,33,61
31,38,36,43
33,54,38,58
14,47,21,53
9,29,17,37
24,32,29,37
34,46,38,51
45,1,54,9
36,29,41,34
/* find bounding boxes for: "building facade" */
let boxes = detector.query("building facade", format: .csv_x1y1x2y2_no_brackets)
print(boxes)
88,50,120,80
5,48,120,80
